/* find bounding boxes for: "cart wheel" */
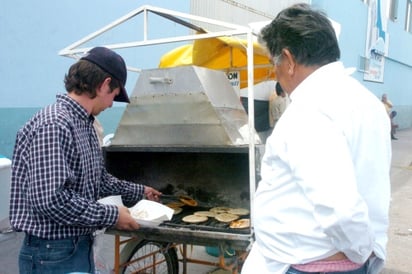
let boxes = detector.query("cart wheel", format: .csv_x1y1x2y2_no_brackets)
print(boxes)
122,240,178,274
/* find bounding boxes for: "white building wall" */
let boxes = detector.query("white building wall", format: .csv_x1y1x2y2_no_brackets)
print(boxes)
190,0,308,30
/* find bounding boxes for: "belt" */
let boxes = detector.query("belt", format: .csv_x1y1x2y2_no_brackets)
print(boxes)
24,233,94,247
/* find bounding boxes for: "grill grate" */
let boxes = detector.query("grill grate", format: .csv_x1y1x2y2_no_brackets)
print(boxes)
160,205,250,234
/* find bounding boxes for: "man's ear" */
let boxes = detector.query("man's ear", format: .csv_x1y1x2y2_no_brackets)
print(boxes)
95,77,111,97
102,77,112,88
97,77,112,92
282,49,296,75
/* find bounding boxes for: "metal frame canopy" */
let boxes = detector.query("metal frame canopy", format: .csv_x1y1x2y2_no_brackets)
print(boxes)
59,4,259,224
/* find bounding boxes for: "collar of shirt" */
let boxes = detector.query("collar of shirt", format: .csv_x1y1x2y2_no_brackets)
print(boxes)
56,94,95,124
289,61,344,103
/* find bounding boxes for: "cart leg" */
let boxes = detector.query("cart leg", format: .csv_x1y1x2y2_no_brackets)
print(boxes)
218,254,225,270
182,244,188,274
218,250,237,274
216,247,248,274
114,234,120,274
234,250,248,274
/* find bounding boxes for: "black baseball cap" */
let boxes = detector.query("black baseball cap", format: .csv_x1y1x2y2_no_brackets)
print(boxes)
81,47,129,103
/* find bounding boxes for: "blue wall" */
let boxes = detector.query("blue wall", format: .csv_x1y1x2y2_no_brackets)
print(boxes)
0,0,190,108
313,0,412,128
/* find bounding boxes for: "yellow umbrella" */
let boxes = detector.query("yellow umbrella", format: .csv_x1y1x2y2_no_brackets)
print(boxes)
159,36,275,89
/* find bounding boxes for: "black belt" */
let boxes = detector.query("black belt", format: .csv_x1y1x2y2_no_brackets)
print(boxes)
24,233,94,247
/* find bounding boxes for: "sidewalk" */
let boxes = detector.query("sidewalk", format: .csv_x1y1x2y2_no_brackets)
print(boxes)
1,129,412,274
381,128,412,274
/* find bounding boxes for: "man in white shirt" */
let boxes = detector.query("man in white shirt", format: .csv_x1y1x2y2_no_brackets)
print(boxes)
242,4,391,274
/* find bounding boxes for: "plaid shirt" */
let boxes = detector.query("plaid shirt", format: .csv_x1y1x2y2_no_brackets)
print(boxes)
10,94,144,239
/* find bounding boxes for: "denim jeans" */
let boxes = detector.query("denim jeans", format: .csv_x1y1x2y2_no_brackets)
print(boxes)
19,234,95,274
286,260,368,274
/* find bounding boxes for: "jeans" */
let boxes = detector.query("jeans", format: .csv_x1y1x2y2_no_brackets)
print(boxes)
19,234,95,274
286,260,368,274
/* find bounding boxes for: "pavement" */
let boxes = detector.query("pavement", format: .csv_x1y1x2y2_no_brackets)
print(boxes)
1,129,412,274
381,129,412,274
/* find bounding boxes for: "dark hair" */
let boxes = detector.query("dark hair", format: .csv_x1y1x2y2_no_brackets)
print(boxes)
260,3,340,67
64,60,120,99
275,82,284,96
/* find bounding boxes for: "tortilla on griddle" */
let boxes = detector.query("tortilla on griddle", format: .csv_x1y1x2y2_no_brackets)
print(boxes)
165,201,185,208
194,211,217,218
227,208,249,216
179,195,198,207
182,214,208,223
209,207,232,214
214,213,239,223
229,218,250,229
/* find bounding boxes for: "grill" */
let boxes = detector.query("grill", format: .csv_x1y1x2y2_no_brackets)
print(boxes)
161,206,251,235
104,66,262,273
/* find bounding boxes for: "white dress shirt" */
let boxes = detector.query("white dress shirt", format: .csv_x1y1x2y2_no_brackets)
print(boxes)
242,62,392,274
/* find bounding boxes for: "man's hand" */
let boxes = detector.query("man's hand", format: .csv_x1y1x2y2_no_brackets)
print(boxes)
114,206,140,230
144,186,162,202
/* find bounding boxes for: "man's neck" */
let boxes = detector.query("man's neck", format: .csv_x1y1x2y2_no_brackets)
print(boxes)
68,92,93,115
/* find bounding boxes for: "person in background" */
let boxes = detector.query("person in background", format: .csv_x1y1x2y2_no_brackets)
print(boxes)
242,4,391,274
381,93,393,114
381,93,398,140
269,81,289,130
9,47,162,274
240,95,272,143
389,110,398,139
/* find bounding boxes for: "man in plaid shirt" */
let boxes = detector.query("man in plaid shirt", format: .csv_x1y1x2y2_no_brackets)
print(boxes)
9,47,161,274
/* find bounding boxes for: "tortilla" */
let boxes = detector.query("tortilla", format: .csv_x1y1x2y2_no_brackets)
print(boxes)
179,195,198,207
209,207,232,214
182,214,208,223
214,213,239,223
227,208,249,216
165,201,185,208
229,218,250,229
194,211,217,218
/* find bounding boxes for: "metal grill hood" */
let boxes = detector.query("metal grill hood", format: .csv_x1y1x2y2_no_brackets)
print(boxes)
110,66,260,146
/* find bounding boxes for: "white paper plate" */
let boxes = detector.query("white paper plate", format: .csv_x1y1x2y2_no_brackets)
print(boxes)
130,200,174,226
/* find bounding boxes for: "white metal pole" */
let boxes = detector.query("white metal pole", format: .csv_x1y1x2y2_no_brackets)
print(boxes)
143,6,148,41
247,30,256,230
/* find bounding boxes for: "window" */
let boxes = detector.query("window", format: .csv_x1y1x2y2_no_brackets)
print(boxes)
388,0,398,21
406,0,412,33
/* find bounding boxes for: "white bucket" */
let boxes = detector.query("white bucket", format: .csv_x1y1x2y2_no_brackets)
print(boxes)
0,156,12,221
